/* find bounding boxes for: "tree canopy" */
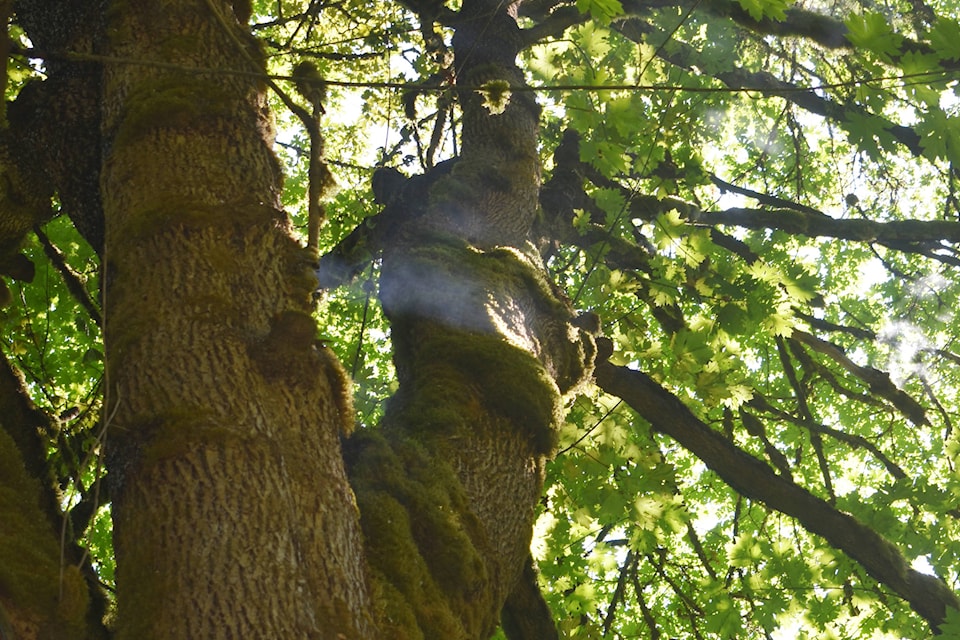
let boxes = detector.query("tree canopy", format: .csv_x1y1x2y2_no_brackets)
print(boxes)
4,0,960,637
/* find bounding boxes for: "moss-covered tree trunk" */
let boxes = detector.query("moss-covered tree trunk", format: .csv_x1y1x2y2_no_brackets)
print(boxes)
6,0,591,637
346,0,594,635
0,354,104,638
101,1,372,637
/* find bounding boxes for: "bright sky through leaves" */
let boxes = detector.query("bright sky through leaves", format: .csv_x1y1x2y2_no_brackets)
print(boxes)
7,0,960,636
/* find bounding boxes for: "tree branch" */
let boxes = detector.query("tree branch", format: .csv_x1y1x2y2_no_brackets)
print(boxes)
616,18,926,158
501,556,559,640
551,129,960,266
700,207,960,248
594,360,959,631
791,330,928,426
0,351,58,528
34,225,101,328
605,0,852,49
748,393,907,481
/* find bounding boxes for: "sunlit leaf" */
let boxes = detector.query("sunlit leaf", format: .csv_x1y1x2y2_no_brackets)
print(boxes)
845,12,904,60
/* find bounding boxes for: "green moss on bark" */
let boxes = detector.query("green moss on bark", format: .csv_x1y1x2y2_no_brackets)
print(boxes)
392,323,562,454
115,78,236,148
381,237,578,454
0,426,91,637
345,431,494,638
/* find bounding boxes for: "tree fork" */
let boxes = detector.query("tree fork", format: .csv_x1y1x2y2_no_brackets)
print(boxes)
345,0,594,635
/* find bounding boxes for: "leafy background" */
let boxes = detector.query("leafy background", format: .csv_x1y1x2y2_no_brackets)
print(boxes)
7,0,960,636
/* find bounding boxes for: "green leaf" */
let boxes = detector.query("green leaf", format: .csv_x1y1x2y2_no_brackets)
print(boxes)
672,329,714,372
938,607,960,639
898,51,946,105
717,301,750,334
632,495,665,528
763,302,797,337
605,95,642,137
841,111,897,159
845,12,904,60
652,209,686,250
702,591,745,635
736,0,790,21
917,111,960,164
782,263,818,303
575,0,623,25
580,138,630,176
572,22,611,60
593,187,626,217
728,533,764,567
572,208,591,234
929,18,960,62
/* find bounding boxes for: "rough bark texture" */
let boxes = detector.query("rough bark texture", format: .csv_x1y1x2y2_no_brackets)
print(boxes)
5,1,593,637
0,354,103,639
100,1,371,637
344,0,594,636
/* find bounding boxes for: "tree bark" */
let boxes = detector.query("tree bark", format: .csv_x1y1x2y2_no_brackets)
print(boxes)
101,1,371,637
6,1,595,637
344,0,593,635
0,353,105,639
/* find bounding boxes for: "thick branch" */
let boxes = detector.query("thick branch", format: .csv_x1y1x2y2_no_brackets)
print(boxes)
520,5,583,45
691,0,850,48
594,361,959,631
791,330,928,426
614,193,960,264
500,556,559,640
0,351,58,528
616,19,925,159
520,0,851,49
0,350,108,638
632,0,947,64
12,1,105,253
701,208,960,247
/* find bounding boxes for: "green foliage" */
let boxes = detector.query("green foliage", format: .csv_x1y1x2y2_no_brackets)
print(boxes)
917,111,960,165
841,111,898,160
845,13,904,61
929,18,960,62
735,0,790,22
575,0,623,26
2,217,101,403
11,0,960,636
83,505,116,586
0,213,109,605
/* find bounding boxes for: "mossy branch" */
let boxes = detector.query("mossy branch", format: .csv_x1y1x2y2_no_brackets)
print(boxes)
34,226,102,328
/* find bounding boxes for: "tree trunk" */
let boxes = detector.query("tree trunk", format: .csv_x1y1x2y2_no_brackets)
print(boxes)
345,0,594,635
0,354,103,639
101,1,371,637
5,0,593,637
